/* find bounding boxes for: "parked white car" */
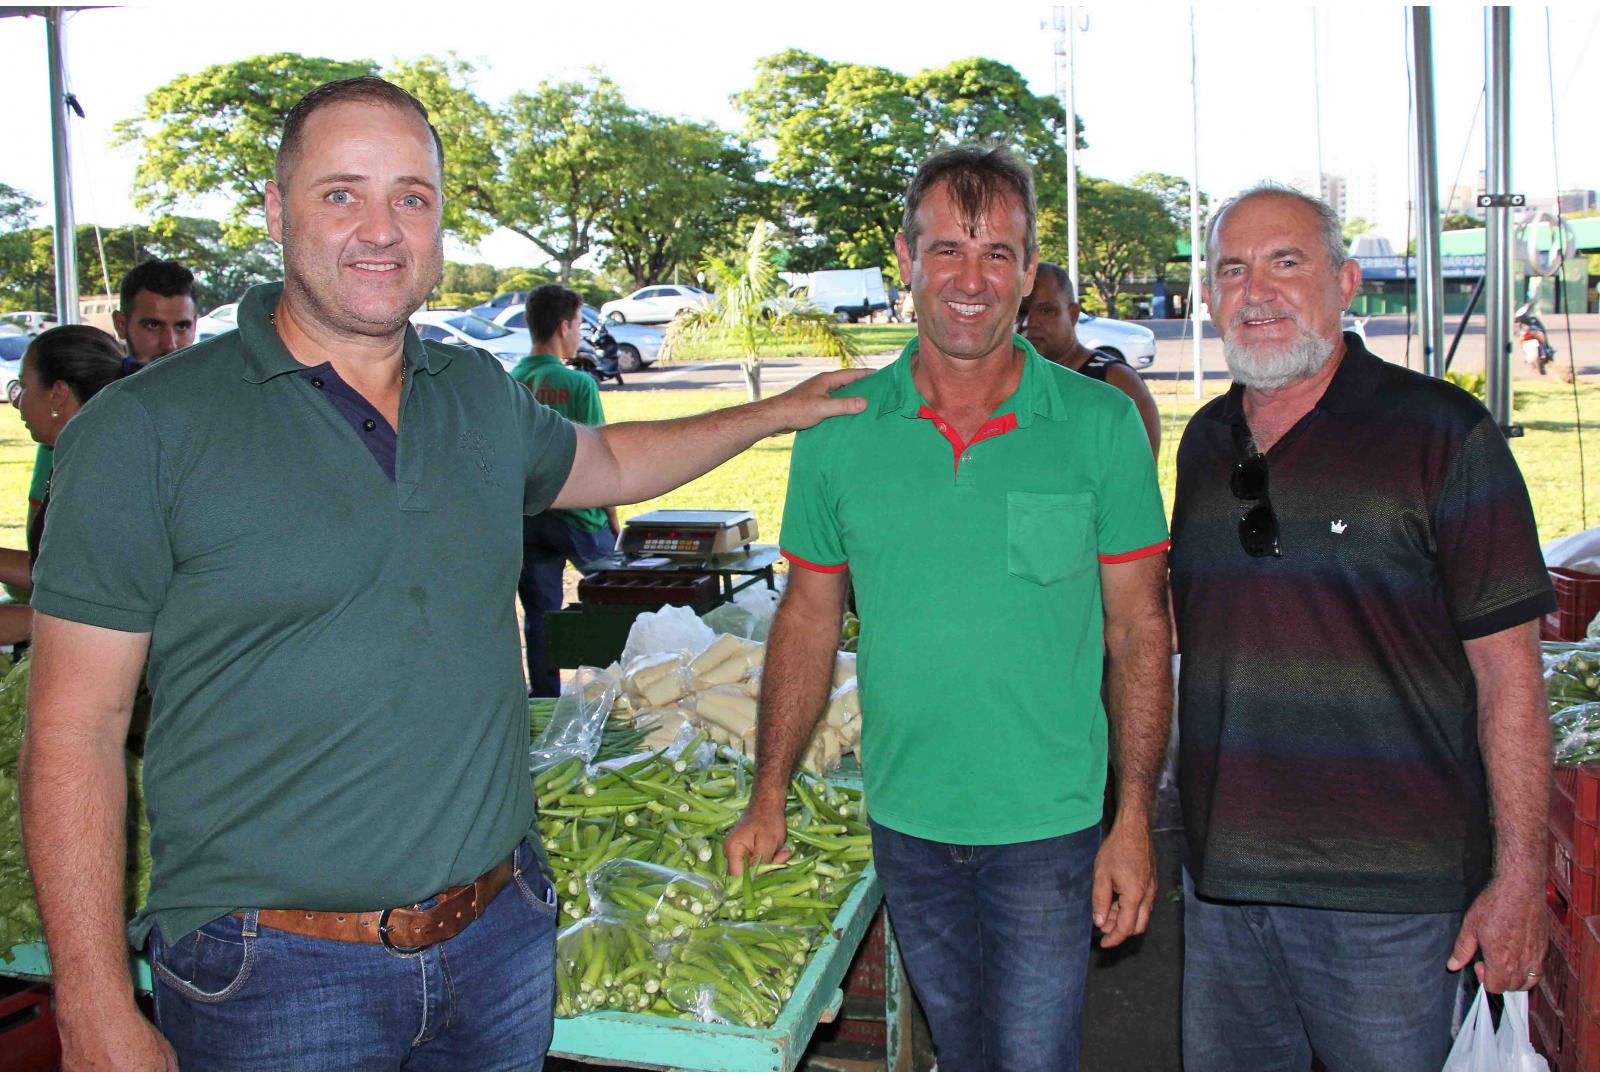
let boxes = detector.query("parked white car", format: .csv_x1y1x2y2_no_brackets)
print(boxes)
0,311,57,336
599,284,712,325
409,310,532,368
196,303,239,341
1077,313,1156,369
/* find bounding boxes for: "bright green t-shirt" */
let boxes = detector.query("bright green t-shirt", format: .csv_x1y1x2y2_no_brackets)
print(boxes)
779,335,1169,845
507,354,608,534
28,445,50,505
33,282,578,945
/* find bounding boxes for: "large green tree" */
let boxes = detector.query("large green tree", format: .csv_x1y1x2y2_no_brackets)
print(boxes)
1129,171,1209,281
600,118,768,290
488,74,639,284
113,54,378,247
736,51,1077,272
1076,178,1171,317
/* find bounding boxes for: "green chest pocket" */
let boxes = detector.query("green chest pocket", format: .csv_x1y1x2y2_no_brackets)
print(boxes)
1007,491,1096,587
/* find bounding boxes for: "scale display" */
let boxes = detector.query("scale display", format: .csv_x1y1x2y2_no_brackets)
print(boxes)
617,510,759,561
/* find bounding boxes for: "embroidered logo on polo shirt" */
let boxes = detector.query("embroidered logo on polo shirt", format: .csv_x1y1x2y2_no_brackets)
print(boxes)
1331,519,1348,534
459,430,494,482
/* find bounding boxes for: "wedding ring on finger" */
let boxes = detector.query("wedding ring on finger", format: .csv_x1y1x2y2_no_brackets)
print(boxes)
1526,971,1540,983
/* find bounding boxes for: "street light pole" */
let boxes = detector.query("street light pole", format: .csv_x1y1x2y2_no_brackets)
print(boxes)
1484,6,1514,428
1411,7,1445,378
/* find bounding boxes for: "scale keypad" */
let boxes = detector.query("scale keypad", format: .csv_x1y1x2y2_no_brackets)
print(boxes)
640,538,703,553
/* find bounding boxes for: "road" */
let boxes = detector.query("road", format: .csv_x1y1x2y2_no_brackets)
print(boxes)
602,313,1600,395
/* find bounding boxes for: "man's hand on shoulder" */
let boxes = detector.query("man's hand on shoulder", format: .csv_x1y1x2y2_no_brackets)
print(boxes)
763,368,872,435
59,999,178,1070
1447,871,1545,994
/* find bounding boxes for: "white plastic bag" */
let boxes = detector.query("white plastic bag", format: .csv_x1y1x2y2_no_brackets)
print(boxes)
1443,987,1548,1072
1543,525,1600,575
620,606,716,668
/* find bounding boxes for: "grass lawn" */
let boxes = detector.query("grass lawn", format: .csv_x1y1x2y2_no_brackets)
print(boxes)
0,376,1589,553
660,323,916,362
605,377,1598,550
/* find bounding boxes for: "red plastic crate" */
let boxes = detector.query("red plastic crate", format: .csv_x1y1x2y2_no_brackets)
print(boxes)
1551,822,1600,918
1530,991,1559,1067
1545,568,1600,642
0,983,60,1072
835,909,888,1045
1582,915,1600,1019
1553,765,1600,822
1542,938,1574,1032
1577,999,1600,1072
1551,881,1578,973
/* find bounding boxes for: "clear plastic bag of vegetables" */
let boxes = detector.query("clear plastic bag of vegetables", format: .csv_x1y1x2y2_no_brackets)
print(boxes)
1553,701,1600,766
1546,647,1600,709
586,858,725,940
530,666,621,774
554,915,668,1017
660,922,820,1027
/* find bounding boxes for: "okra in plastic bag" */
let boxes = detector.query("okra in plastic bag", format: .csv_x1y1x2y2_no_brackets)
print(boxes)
554,915,666,1017
660,922,819,1027
587,858,725,940
1553,701,1600,766
530,666,621,774
1546,648,1600,709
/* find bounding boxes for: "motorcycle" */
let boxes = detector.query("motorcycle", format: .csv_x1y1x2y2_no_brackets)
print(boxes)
568,320,624,385
1513,307,1555,376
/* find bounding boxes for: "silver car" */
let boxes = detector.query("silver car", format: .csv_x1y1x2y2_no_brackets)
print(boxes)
1076,313,1157,369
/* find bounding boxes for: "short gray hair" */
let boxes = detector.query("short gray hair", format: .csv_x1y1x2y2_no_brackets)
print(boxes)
1203,181,1346,287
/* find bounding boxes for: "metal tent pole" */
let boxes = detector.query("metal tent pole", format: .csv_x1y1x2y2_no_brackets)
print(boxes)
1484,6,1514,428
45,7,78,326
1189,7,1204,399
1411,8,1445,378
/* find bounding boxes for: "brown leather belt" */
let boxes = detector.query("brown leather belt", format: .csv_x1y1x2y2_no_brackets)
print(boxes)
236,854,517,953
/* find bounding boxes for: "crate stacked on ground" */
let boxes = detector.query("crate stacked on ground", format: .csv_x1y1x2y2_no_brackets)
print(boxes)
1539,641,1600,1069
532,733,873,1027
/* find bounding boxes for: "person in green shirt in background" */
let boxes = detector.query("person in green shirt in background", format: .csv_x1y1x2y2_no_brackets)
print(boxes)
509,285,621,696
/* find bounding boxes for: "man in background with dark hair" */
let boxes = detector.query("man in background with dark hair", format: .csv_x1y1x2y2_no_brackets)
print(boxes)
112,258,198,375
21,75,865,1071
1020,261,1161,455
26,259,199,539
510,284,619,696
725,145,1173,1070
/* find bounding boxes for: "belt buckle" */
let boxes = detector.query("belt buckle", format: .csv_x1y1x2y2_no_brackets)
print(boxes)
377,908,427,958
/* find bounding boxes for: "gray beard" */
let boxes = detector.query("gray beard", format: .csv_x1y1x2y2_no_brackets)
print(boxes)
1221,327,1336,392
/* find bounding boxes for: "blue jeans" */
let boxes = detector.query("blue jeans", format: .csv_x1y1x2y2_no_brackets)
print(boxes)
868,818,1099,1071
1181,870,1466,1070
148,842,557,1070
518,514,616,697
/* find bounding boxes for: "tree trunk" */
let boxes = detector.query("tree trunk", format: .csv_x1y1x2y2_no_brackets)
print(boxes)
742,360,762,402
557,259,574,285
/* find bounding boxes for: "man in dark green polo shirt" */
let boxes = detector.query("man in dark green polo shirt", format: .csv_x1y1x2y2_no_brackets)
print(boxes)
724,147,1173,1070
509,284,620,696
18,77,866,1072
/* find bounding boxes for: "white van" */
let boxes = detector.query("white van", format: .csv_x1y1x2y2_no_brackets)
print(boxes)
798,268,888,323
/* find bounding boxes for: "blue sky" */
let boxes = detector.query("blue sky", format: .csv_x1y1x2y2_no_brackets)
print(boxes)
5,1,1598,270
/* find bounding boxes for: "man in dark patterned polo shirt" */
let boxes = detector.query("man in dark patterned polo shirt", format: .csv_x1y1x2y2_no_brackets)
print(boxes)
1170,183,1555,1070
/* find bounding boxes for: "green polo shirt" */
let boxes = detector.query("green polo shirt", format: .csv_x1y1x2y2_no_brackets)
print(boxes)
780,335,1168,844
32,282,578,946
508,354,608,533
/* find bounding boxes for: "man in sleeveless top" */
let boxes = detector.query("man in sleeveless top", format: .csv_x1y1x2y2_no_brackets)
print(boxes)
1020,262,1160,454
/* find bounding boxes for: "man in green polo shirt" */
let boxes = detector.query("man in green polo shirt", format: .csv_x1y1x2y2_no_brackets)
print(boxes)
725,147,1173,1070
509,284,620,696
18,77,866,1072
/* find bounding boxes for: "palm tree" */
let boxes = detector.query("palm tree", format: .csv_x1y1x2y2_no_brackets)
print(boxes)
661,221,859,401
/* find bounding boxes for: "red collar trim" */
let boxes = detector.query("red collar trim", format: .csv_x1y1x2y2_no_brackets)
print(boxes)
917,406,1019,473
